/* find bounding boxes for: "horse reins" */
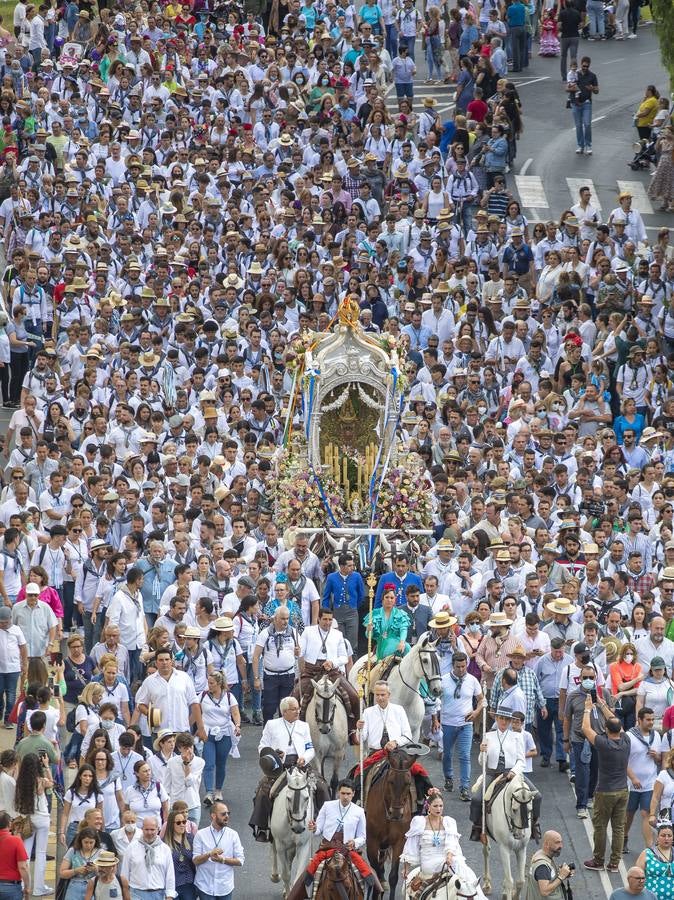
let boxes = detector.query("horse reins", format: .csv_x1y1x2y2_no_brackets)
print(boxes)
396,644,441,697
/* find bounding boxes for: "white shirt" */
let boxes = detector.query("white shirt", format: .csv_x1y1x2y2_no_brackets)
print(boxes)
299,625,348,667
315,799,366,848
479,727,525,773
0,623,26,672
440,671,482,727
164,754,205,809
628,728,662,792
258,717,315,764
120,838,175,895
106,587,145,649
193,825,245,896
135,670,198,732
360,701,412,751
636,636,674,671
110,824,141,861
255,625,298,674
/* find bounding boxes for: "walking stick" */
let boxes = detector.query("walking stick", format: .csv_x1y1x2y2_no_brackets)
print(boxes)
481,685,491,895
356,572,377,805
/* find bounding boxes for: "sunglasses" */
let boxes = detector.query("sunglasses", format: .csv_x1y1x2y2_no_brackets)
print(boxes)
174,819,187,825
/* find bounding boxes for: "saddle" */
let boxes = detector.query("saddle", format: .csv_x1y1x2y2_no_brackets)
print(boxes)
269,771,289,804
472,773,508,815
406,867,453,900
361,654,401,701
361,757,389,805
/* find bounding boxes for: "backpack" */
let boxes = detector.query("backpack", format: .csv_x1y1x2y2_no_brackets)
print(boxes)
65,702,88,733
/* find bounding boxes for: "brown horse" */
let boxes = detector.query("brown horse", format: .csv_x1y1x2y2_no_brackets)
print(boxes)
364,747,416,898
315,850,365,900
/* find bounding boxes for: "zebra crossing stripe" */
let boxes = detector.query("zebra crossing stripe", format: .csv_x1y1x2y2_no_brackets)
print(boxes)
514,175,549,210
617,179,654,216
566,178,602,211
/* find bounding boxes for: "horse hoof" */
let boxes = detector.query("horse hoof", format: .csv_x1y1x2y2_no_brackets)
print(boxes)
270,874,280,883
483,882,492,895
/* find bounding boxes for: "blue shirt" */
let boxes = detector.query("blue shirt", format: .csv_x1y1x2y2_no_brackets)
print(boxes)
375,571,424,607
323,570,366,611
506,2,526,26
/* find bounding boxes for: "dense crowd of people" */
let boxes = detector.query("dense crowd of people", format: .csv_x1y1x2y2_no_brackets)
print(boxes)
0,0,672,897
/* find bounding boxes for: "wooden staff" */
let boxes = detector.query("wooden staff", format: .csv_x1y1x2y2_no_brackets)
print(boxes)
481,685,491,894
357,572,377,804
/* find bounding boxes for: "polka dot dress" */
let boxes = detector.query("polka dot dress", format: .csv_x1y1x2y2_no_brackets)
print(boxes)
645,848,674,900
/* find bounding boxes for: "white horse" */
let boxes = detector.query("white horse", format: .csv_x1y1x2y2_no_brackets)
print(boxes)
305,674,348,795
404,870,483,900
270,766,314,897
349,634,442,740
482,773,534,900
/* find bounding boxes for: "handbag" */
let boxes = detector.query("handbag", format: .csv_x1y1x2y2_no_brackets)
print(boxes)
8,691,24,725
11,815,33,839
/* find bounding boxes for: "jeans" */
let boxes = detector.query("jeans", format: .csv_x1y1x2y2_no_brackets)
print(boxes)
456,201,476,236
243,660,261,714
83,611,101,655
0,670,19,723
62,581,76,632
572,740,598,809
399,34,416,59
0,883,22,900
425,34,443,79
442,723,473,790
203,734,233,793
128,648,142,684
176,886,197,900
65,819,79,846
572,101,593,150
262,672,295,723
592,789,628,866
537,698,565,761
198,893,232,900
587,0,605,35
131,891,165,900
64,728,83,764
559,36,578,80
509,24,526,71
628,0,640,31
385,22,398,56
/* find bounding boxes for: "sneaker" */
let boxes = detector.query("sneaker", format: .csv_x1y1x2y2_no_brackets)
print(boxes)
459,789,471,802
606,864,620,873
627,31,637,37
576,147,584,154
577,808,588,819
252,712,263,725
584,859,604,871
585,147,593,155
569,774,576,783
444,777,454,792
541,758,550,768
203,793,213,807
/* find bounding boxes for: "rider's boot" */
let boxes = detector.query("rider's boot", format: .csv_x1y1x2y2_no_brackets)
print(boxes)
470,823,482,842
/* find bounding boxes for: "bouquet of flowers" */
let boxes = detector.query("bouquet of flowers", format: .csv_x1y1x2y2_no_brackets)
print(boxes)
373,464,433,530
271,444,345,529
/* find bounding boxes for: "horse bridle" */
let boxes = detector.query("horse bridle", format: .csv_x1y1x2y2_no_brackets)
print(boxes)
285,777,311,830
384,759,413,820
397,642,441,697
505,783,533,833
314,684,337,731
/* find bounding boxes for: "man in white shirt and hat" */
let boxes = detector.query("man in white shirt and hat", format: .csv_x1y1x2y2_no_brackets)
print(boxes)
249,695,318,843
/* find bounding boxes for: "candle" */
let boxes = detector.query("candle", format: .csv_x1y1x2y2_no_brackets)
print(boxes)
334,450,340,483
342,457,348,489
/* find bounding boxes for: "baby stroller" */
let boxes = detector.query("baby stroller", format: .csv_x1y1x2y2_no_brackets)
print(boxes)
629,135,657,170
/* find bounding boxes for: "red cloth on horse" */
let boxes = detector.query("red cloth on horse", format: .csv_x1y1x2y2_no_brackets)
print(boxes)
307,849,372,878
352,748,429,780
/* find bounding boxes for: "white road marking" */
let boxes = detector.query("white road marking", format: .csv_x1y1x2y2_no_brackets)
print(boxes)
566,178,602,210
579,814,614,899
601,57,626,64
515,175,549,209
592,115,606,124
519,158,533,176
618,179,655,215
509,76,551,87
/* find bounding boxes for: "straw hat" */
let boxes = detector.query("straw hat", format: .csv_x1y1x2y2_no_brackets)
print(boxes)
212,617,234,632
545,598,577,616
147,705,162,731
429,610,457,629
486,611,513,629
95,851,119,868
152,728,175,751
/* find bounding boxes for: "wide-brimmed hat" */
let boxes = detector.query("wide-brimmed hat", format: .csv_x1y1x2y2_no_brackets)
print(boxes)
486,611,513,628
152,728,175,750
546,598,577,616
212,617,234,632
183,626,201,639
95,851,119,868
147,705,162,731
509,643,527,658
429,611,457,629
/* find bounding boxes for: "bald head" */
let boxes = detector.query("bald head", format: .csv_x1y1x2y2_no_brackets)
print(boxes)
626,867,646,893
542,831,562,856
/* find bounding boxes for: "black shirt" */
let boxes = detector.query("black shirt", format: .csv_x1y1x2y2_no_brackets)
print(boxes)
594,733,631,792
559,6,581,37
577,69,599,104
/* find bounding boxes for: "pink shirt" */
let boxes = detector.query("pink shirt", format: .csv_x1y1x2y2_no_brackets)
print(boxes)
16,585,64,619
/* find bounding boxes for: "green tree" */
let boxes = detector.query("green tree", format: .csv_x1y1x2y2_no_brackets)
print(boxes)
650,0,674,89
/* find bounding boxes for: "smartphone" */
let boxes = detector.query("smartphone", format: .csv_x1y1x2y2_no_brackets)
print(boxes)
48,675,54,690
53,685,60,697
52,652,63,666
590,688,597,704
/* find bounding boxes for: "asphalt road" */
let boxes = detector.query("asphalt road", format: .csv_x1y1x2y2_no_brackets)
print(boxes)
220,724,617,900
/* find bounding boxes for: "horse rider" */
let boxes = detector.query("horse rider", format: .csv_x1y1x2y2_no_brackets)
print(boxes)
423,610,458,674
298,607,361,741
286,779,382,900
469,705,542,841
249,696,316,843
354,679,433,805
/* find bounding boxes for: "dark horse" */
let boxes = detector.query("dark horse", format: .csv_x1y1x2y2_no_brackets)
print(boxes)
364,747,416,898
315,850,365,900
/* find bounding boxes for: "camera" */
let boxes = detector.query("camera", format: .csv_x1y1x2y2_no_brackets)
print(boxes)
579,499,605,517
567,863,576,872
